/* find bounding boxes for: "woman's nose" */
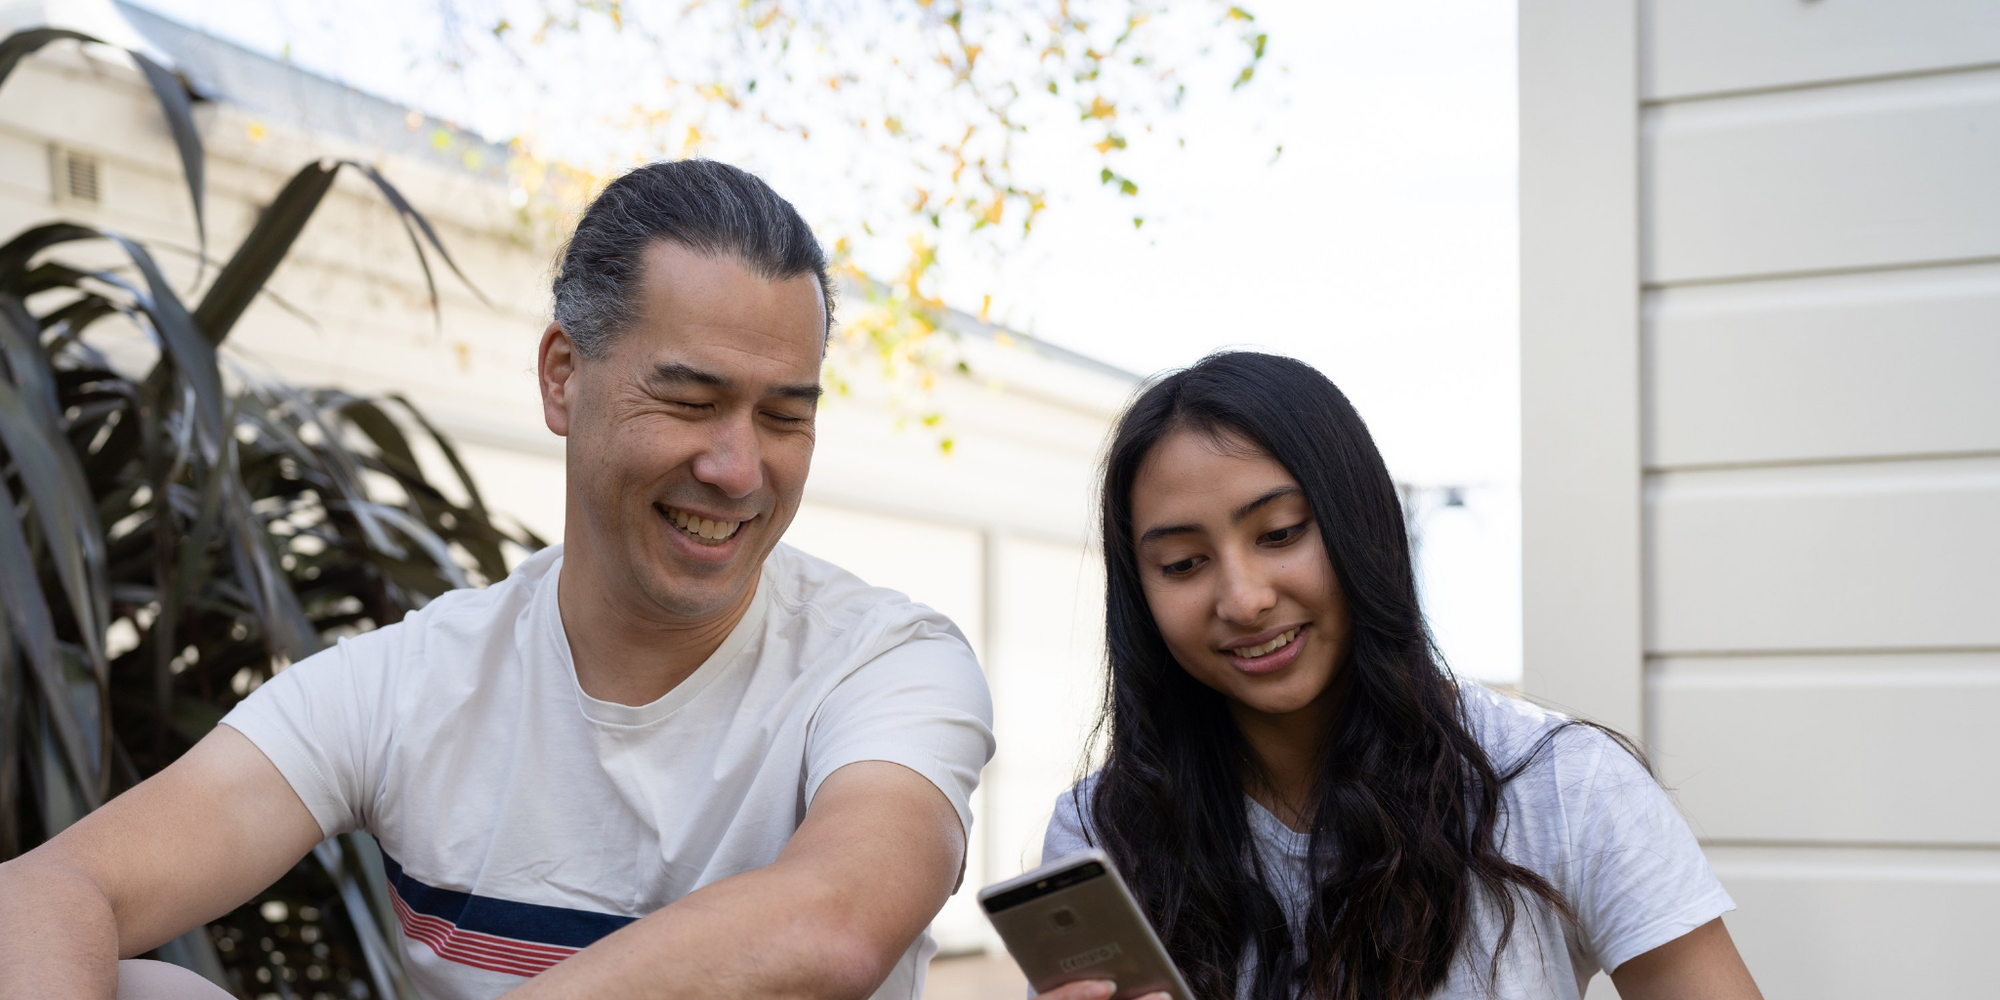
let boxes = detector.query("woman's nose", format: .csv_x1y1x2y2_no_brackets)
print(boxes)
1215,557,1277,625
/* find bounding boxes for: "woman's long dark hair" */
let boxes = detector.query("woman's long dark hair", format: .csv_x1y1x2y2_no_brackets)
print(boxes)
1086,352,1581,1000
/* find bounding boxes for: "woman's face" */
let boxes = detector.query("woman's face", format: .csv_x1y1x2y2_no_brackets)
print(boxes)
1129,426,1352,723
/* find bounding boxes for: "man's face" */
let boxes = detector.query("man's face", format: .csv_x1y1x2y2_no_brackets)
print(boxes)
539,241,825,622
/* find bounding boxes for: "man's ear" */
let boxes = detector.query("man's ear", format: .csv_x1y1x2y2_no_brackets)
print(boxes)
538,322,579,437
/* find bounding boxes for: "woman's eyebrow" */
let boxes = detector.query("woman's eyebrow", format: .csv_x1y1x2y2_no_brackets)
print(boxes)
1137,486,1302,546
1137,522,1200,546
1231,485,1303,523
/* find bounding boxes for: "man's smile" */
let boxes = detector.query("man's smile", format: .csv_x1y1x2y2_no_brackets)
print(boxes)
658,504,750,544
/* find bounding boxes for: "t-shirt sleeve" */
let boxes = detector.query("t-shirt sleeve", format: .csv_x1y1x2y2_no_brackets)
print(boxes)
217,627,401,839
1040,780,1095,868
804,626,996,835
1558,729,1737,974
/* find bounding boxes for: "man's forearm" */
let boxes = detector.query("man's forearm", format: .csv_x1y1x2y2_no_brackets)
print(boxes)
504,859,894,1000
0,856,123,1000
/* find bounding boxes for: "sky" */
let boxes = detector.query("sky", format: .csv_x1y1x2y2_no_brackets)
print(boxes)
116,0,1525,681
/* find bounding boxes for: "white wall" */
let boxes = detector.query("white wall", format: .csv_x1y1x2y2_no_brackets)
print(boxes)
0,36,1128,958
1522,1,2000,996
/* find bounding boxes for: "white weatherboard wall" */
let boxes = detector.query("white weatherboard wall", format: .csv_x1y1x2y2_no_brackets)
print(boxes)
1523,2,2000,998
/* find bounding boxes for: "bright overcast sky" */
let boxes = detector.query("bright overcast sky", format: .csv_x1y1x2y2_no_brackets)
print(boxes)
123,0,1520,489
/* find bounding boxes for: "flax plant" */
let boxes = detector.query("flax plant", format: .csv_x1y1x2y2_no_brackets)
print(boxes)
0,28,539,998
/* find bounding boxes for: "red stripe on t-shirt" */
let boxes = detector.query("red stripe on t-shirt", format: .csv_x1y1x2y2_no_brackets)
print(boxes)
389,884,581,977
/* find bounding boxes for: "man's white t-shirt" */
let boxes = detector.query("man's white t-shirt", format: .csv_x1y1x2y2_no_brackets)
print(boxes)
222,542,995,1000
1042,682,1735,1000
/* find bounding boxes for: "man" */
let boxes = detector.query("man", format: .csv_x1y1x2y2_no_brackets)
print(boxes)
0,160,996,1000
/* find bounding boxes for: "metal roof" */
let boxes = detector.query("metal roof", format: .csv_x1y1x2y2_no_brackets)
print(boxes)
113,0,510,179
104,0,1135,383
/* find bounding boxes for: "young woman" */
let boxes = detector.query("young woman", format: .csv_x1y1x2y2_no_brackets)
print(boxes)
1039,353,1761,1000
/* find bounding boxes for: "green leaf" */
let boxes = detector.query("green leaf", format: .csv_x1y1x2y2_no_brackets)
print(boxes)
128,52,207,281
315,835,421,1000
0,311,115,682
0,473,101,811
190,161,339,345
0,28,96,89
386,394,490,519
339,159,497,315
0,32,205,278
0,625,20,857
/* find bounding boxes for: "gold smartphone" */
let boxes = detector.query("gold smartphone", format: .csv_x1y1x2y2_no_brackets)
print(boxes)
978,849,1193,1000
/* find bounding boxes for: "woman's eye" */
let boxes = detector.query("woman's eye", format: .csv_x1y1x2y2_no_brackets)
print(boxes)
1260,524,1306,545
1162,557,1201,576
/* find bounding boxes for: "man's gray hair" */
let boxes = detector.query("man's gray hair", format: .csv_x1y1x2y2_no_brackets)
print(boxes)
551,159,834,357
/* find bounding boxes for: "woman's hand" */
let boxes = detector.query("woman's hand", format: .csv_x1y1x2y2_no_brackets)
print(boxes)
1033,979,1172,1000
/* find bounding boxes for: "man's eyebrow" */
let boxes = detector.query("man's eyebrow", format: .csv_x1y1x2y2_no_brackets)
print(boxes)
649,363,822,404
649,362,730,389
773,382,825,404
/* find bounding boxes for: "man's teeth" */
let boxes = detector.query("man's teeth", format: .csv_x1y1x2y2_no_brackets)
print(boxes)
1231,628,1299,658
666,506,742,541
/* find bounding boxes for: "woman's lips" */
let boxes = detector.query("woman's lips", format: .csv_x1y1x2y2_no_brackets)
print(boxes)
1225,624,1308,675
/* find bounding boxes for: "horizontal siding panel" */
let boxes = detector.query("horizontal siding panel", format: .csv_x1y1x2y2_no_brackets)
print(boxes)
1647,458,2000,652
1645,263,2000,468
1707,845,2000,1000
1642,0,2000,101
1644,69,2000,284
0,131,49,201
1650,652,2000,844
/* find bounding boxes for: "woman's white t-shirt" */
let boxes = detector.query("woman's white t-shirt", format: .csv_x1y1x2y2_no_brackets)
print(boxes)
222,542,995,1000
1041,682,1733,999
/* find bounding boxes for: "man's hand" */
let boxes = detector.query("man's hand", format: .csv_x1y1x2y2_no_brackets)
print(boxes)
0,725,324,1000
509,759,966,1000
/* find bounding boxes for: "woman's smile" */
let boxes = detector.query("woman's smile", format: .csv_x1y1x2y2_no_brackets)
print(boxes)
1223,623,1309,674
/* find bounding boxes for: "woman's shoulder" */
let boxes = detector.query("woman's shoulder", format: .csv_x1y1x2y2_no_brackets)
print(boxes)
1041,772,1104,861
1455,680,1636,778
1455,680,1664,857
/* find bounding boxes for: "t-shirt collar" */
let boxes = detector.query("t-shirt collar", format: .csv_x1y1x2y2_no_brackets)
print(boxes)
540,551,774,728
